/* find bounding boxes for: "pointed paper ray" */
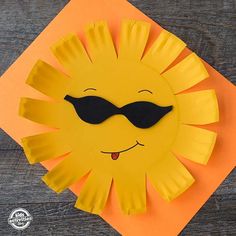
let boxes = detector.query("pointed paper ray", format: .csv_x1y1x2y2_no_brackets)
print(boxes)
21,131,71,164
147,152,195,201
26,60,71,100
85,21,117,62
51,33,91,76
114,172,146,215
42,153,91,193
118,19,150,61
176,90,219,125
162,53,209,94
172,124,217,164
19,97,63,128
75,170,112,214
142,30,186,73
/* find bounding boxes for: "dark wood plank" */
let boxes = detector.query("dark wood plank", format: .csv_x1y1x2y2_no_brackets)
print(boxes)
0,0,235,235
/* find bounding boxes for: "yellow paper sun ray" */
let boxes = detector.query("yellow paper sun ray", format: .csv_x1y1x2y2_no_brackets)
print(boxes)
19,97,64,128
147,152,195,201
162,53,209,94
75,170,112,214
118,19,150,61
42,153,91,193
26,60,71,100
51,33,91,76
21,131,71,164
142,30,186,73
114,172,146,215
85,21,117,62
172,124,217,165
176,90,219,125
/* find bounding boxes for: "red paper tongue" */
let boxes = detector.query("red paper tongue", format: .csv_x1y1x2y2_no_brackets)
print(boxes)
111,152,120,160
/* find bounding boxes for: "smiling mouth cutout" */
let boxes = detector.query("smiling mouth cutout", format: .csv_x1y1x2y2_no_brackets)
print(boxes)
101,141,144,160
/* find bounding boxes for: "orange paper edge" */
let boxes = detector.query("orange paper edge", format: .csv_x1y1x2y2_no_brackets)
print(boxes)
0,0,235,235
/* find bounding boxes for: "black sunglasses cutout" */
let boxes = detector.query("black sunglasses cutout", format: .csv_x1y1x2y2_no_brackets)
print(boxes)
64,95,173,129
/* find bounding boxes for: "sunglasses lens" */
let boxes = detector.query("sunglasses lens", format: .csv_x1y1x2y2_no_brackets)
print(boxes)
64,95,118,124
122,102,173,128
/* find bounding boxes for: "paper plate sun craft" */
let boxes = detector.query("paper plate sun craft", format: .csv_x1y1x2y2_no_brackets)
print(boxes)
19,20,219,215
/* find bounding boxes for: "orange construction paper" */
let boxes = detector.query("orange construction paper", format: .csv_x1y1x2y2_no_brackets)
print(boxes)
0,0,235,235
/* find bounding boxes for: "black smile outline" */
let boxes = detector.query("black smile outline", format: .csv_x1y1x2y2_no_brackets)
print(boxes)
101,141,144,154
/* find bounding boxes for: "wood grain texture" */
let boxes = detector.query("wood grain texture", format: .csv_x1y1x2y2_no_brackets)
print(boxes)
0,0,235,235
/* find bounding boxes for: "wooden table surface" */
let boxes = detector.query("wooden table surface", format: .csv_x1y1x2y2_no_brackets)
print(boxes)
0,0,235,235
